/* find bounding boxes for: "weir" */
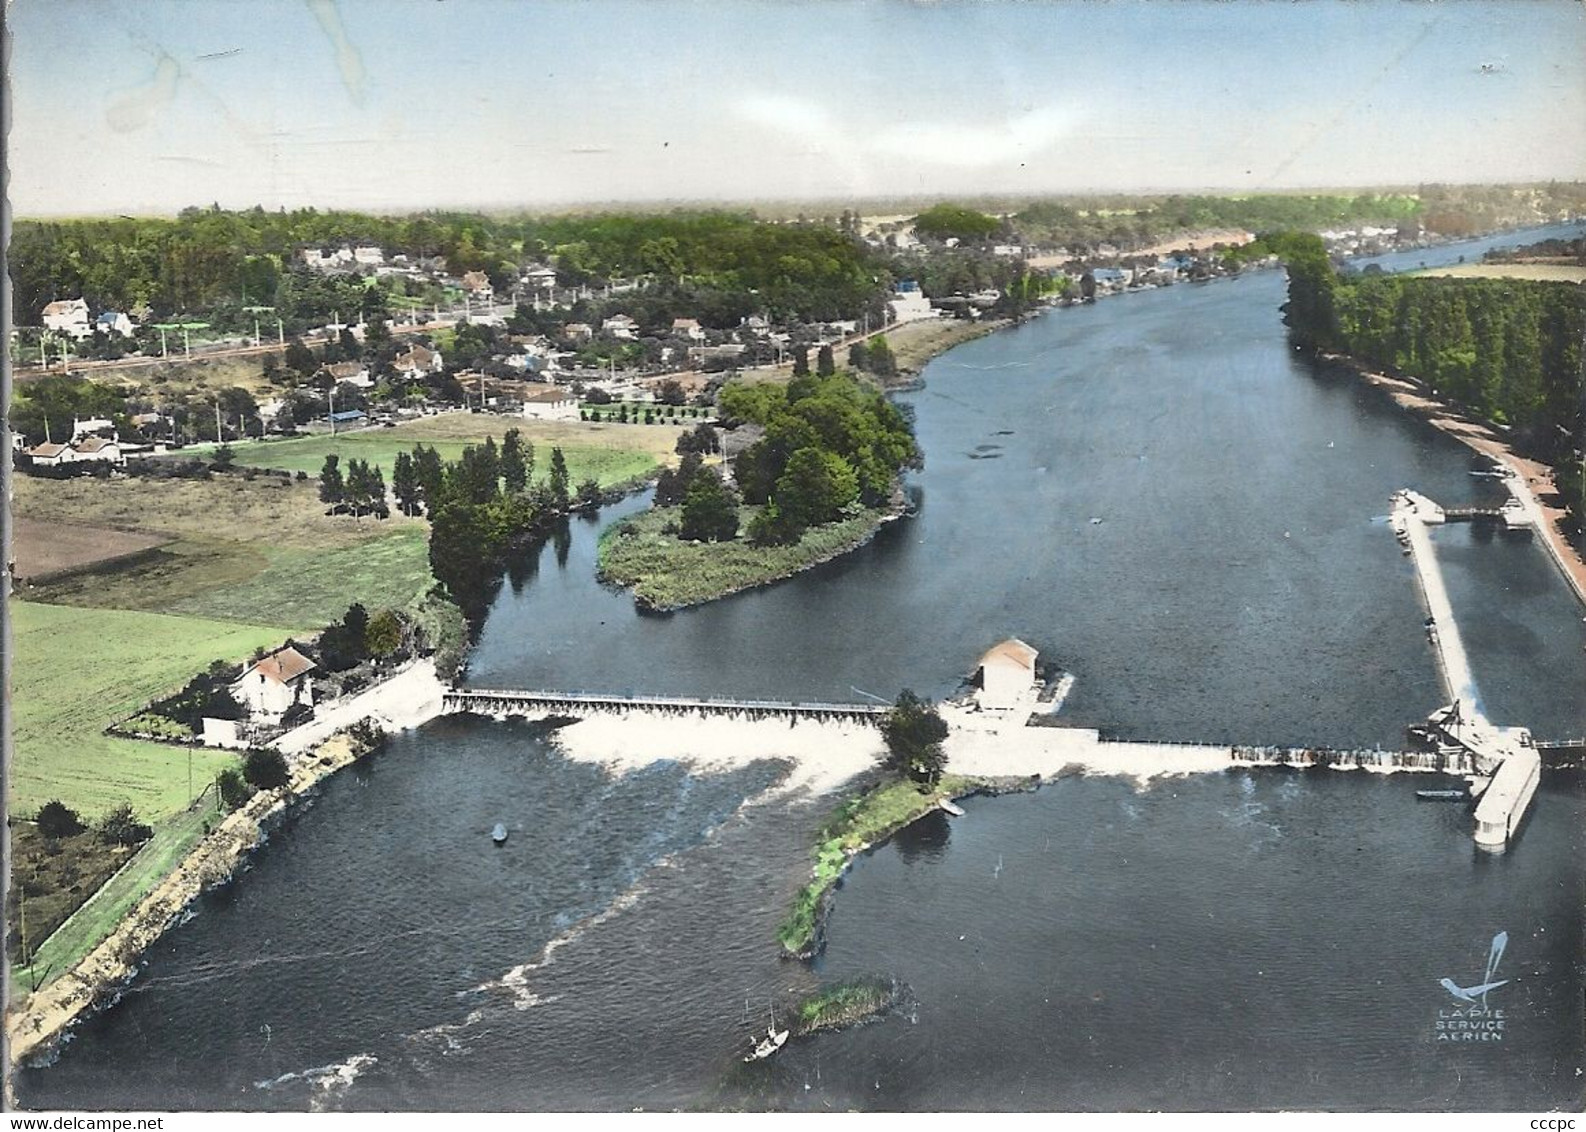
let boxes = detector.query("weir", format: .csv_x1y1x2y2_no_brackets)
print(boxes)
443,687,892,724
1391,487,1541,851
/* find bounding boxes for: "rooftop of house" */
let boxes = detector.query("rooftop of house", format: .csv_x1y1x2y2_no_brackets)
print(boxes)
979,638,1039,672
240,646,316,685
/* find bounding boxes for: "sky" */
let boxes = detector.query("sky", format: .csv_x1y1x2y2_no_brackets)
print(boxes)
6,0,1585,216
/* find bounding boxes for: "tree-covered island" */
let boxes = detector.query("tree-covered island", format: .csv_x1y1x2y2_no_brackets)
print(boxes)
597,370,922,610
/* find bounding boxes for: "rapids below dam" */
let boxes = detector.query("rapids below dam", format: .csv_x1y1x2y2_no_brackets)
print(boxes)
15,224,1585,1112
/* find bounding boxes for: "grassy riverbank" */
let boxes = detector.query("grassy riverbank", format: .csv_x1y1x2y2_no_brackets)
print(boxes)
778,774,986,958
885,317,1009,375
5,729,383,1061
598,502,898,610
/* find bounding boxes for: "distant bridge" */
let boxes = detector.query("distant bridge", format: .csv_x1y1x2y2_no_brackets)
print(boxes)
442,688,891,724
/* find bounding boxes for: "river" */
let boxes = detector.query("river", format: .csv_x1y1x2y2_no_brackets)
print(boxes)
15,223,1585,1112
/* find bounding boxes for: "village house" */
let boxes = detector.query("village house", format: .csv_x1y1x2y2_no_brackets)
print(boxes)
462,271,494,300
976,638,1039,709
391,344,444,378
42,299,92,338
353,245,386,267
739,314,771,337
322,360,374,389
22,434,125,467
300,246,356,272
95,311,136,337
521,385,581,422
521,265,558,294
888,281,937,324
23,441,74,467
232,646,316,719
563,322,594,343
71,417,115,442
71,435,124,465
601,314,639,340
671,317,706,342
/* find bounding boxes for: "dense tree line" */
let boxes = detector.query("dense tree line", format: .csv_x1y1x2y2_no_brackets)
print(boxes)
12,205,889,331
912,204,1004,243
717,372,920,544
1011,193,1420,251
407,432,591,617
1275,232,1585,511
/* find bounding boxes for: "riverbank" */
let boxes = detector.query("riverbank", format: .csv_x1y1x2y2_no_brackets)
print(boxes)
1323,352,1586,606
4,725,387,1071
596,497,907,612
885,317,1010,377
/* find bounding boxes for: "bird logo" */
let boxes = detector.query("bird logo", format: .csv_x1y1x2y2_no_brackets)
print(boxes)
1439,932,1508,1007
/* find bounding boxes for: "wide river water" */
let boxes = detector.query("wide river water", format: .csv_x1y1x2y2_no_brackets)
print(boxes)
17,224,1586,1112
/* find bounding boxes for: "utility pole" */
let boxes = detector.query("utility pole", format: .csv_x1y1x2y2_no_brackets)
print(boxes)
277,318,285,346
329,384,337,436
158,326,169,357
183,327,191,359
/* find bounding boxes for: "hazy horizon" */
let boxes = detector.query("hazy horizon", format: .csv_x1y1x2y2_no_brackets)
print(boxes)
7,0,1585,217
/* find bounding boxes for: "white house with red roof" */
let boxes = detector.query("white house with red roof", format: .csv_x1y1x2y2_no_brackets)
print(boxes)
42,299,92,339
233,645,317,718
976,638,1039,709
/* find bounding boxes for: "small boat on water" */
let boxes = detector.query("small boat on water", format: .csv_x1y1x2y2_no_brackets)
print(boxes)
743,1026,789,1062
1415,789,1469,802
491,823,508,844
938,798,966,817
742,1001,790,1062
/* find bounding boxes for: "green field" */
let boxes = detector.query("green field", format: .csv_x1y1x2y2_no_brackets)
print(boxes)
8,601,282,822
172,527,434,628
226,422,668,488
15,474,435,630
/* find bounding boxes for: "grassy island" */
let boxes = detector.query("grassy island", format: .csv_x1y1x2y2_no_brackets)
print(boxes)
597,500,898,610
792,977,900,1034
778,773,986,958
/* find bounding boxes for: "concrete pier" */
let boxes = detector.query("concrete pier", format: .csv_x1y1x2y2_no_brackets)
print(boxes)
1392,487,1540,851
1393,489,1479,708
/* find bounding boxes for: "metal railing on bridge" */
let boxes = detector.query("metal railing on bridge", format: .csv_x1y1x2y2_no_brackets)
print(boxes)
442,687,891,723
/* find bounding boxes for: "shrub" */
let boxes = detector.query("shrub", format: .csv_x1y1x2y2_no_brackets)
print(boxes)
242,748,291,791
35,800,86,839
96,803,153,847
216,768,253,811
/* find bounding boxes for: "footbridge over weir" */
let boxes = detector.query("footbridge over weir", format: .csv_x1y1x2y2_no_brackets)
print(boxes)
443,688,892,724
